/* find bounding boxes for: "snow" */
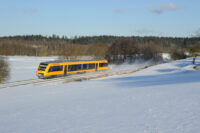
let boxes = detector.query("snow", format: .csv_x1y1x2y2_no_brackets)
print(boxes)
109,59,154,72
161,53,171,60
6,56,58,82
0,56,200,133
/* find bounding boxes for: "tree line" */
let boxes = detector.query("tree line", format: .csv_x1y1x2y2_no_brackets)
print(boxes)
2,35,200,45
0,35,200,63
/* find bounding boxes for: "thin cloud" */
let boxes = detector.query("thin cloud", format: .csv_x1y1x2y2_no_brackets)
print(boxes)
136,28,163,35
23,8,39,14
114,8,127,14
9,6,39,15
147,2,181,14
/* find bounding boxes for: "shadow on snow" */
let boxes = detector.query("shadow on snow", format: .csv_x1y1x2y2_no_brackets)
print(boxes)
104,69,200,88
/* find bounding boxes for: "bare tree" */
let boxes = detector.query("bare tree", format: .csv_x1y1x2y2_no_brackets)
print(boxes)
170,45,186,60
188,45,200,64
0,56,10,83
106,38,139,63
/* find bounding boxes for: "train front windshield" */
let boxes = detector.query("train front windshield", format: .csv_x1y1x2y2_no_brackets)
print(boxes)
38,63,48,71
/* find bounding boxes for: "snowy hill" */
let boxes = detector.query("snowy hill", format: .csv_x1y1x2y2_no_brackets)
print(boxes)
0,57,200,133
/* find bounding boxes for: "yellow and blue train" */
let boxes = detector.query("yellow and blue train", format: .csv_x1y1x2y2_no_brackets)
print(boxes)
36,60,108,78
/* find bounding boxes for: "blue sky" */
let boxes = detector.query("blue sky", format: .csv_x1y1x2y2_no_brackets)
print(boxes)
0,0,200,37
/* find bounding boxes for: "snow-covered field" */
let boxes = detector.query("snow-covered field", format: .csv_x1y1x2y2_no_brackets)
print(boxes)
6,56,58,82
0,56,200,133
5,56,154,82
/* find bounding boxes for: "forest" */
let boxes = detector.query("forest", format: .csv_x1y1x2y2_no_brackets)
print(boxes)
0,35,200,63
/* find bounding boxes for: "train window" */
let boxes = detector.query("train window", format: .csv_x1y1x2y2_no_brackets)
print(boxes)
38,63,48,71
68,64,81,71
68,65,73,71
78,64,81,70
83,64,88,70
88,64,95,69
49,66,63,72
99,63,108,67
80,64,95,70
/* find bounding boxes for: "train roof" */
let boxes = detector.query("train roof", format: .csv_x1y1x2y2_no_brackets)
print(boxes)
40,59,107,64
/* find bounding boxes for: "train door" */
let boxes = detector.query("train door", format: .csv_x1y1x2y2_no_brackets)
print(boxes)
96,63,98,71
64,65,67,76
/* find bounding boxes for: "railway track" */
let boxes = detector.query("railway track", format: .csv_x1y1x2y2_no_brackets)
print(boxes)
0,65,153,89
0,71,108,89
